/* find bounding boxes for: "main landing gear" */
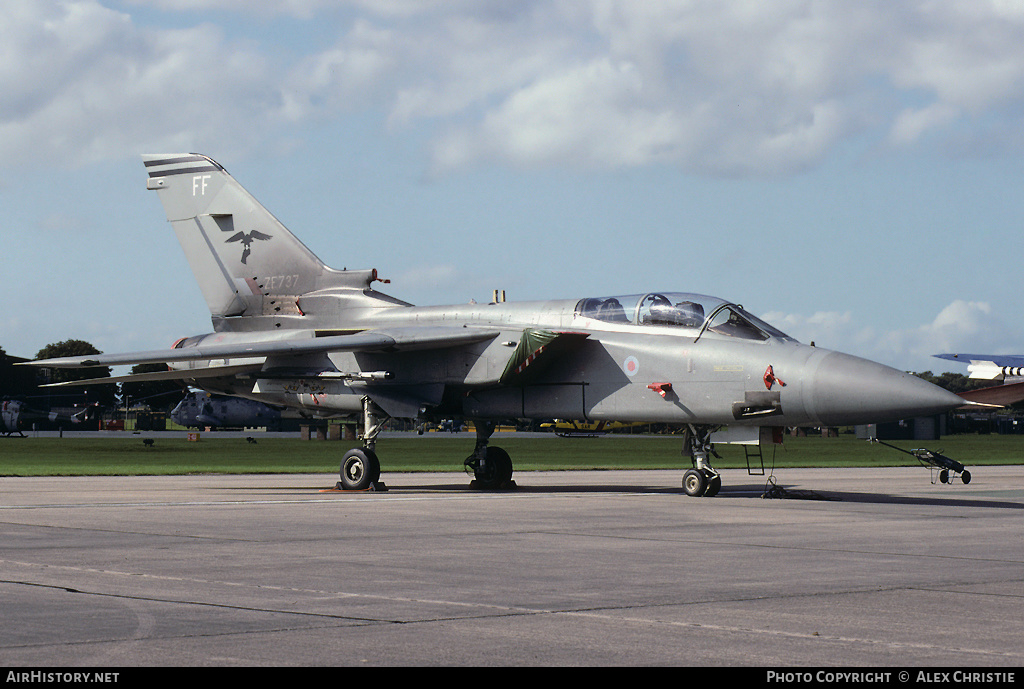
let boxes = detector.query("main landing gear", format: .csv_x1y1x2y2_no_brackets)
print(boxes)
337,397,387,491
682,425,722,497
463,421,515,489
337,403,515,491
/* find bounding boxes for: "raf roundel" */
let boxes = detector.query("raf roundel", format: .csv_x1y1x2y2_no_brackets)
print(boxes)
623,356,640,377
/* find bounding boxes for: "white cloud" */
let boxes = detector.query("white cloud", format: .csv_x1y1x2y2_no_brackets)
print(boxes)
765,301,1023,372
282,19,399,121
417,2,872,174
761,310,871,350
880,300,1020,361
7,1,1024,174
0,0,288,168
370,1,1024,174
889,103,960,146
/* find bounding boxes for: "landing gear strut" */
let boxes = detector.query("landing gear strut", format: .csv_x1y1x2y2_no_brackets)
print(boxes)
682,424,721,497
464,421,515,489
337,397,387,491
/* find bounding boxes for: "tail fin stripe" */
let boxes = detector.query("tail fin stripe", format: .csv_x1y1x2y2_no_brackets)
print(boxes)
147,164,222,179
144,154,210,167
144,154,225,178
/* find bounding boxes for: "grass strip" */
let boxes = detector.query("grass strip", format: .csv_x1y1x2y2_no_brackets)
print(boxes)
0,433,1021,476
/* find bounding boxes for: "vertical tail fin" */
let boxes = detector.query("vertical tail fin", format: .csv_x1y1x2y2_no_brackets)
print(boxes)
143,154,332,318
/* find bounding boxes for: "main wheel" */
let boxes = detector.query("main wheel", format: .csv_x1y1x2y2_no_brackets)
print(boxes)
340,448,381,491
473,446,513,489
961,470,972,484
682,469,707,497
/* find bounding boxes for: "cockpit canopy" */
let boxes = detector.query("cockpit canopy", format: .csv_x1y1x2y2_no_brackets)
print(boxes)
575,292,793,342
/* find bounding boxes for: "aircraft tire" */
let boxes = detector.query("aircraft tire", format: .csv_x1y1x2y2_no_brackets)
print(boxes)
961,470,972,485
474,446,513,489
340,448,381,491
682,469,707,497
939,469,949,484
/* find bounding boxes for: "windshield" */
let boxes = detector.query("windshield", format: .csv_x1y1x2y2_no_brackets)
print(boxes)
704,306,770,340
575,292,793,341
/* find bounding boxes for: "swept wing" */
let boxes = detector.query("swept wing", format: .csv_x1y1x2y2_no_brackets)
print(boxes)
956,381,1024,408
24,327,499,386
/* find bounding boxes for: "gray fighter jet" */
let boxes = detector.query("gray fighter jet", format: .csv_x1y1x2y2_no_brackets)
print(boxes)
25,154,964,495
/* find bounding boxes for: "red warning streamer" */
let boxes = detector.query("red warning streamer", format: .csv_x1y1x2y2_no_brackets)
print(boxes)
763,365,786,390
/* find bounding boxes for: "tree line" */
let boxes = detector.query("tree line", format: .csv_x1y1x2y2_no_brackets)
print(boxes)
1,339,184,411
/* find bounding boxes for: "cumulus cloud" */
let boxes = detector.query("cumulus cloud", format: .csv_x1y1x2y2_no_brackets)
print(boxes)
764,301,1023,372
879,300,1021,363
0,0,292,167
402,1,1024,174
7,1,1024,174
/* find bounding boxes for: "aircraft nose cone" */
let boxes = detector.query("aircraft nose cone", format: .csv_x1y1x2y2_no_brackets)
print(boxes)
808,351,963,426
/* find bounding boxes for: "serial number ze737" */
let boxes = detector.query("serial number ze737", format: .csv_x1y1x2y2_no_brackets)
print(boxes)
264,274,302,291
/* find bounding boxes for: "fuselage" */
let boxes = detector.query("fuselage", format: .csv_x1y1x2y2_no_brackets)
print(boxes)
170,291,963,428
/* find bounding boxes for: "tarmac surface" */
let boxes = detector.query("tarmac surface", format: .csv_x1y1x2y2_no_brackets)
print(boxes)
1,466,1023,667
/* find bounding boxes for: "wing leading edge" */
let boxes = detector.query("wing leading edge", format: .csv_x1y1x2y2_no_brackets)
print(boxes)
22,327,500,387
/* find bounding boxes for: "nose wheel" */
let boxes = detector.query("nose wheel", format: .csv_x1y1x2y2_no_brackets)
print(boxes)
682,425,722,497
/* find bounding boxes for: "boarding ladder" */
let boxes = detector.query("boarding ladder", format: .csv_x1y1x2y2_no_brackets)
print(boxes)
744,444,765,476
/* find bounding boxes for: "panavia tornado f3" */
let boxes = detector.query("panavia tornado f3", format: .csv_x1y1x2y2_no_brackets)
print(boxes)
27,154,965,495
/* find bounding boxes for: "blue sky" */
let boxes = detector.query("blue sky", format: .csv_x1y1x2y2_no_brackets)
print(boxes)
3,0,1024,374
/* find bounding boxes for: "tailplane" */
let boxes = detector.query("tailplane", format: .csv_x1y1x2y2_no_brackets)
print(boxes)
143,154,379,320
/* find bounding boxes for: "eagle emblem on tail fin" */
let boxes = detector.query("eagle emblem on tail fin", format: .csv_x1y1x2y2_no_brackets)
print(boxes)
225,230,272,264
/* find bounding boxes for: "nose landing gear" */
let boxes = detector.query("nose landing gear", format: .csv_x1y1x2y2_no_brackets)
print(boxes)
682,425,722,497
